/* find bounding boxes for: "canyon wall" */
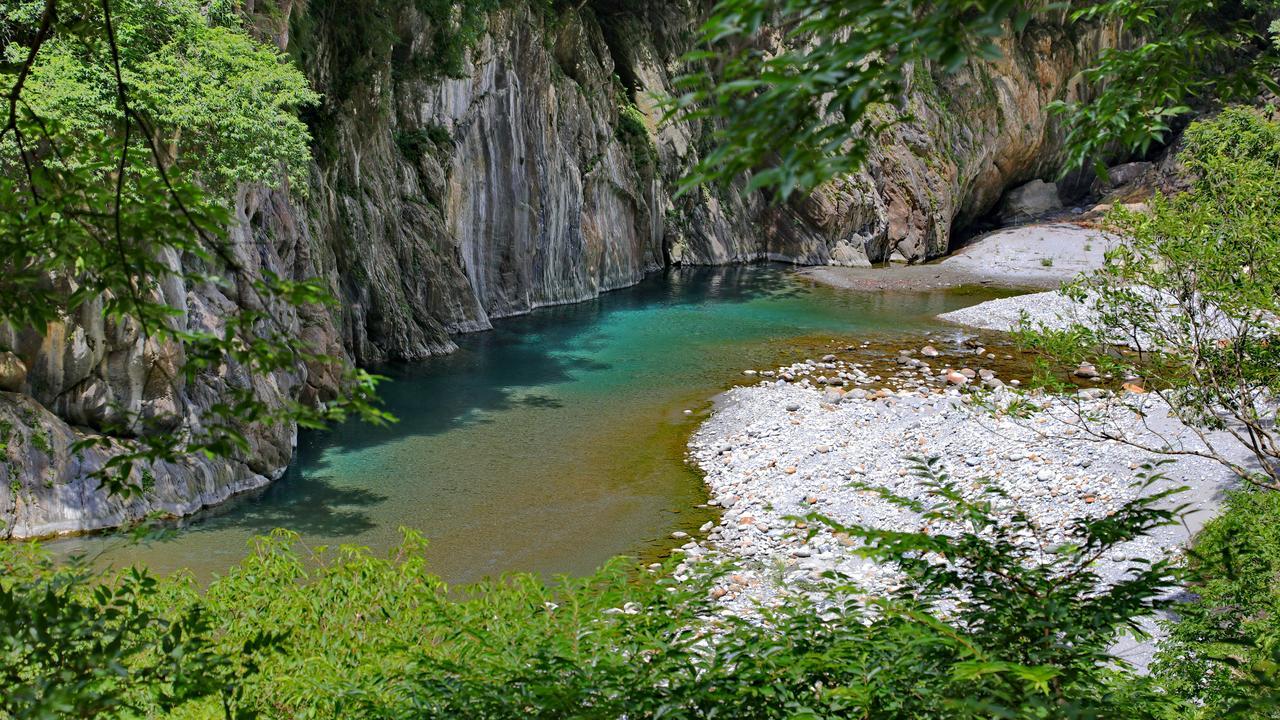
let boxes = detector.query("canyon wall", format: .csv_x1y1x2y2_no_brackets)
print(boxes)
0,1,1117,537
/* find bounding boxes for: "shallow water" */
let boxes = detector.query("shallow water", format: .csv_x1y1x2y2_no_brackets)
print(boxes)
49,265,1015,583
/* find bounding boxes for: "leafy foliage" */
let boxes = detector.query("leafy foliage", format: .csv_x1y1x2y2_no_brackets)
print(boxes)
393,124,452,162
0,0,392,495
1052,0,1280,175
1154,488,1280,718
665,0,1034,198
288,0,501,112
810,456,1187,718
0,543,276,719
0,458,1223,718
667,0,1280,198
616,102,656,170
5,0,318,195
1018,107,1280,489
1,3,1277,719
410,0,501,80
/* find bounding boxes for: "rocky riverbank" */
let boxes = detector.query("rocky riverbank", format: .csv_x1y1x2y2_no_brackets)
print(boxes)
800,222,1116,292
679,333,1243,667
2,3,1131,540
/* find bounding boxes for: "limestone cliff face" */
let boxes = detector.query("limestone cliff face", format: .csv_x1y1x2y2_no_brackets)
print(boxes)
294,2,1118,356
298,5,672,364
1,2,1116,538
0,185,314,537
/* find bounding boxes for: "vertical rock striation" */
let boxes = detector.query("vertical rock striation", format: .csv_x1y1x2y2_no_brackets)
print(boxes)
1,2,1121,537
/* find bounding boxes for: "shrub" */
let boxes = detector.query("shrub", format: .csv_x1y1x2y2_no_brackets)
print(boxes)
1153,488,1280,718
1017,107,1280,489
616,103,657,171
1,458,1211,718
0,545,272,718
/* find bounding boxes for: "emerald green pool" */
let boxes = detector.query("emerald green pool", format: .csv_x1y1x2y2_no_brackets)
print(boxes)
52,265,1012,583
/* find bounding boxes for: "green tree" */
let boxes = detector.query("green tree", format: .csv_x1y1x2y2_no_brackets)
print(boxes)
1,0,392,493
667,0,1280,198
1016,107,1280,490
11,0,318,195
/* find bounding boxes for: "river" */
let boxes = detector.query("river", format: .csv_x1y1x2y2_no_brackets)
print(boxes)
49,265,1014,583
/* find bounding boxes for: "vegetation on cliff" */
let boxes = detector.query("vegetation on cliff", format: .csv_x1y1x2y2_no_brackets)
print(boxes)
5,0,317,193
669,0,1280,197
0,0,391,494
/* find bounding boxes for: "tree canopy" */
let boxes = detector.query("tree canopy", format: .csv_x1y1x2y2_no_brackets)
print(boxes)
0,0,390,493
668,0,1280,198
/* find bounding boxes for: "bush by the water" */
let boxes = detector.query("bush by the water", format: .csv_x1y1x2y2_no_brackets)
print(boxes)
1153,487,1280,718
6,458,1276,719
1017,106,1280,490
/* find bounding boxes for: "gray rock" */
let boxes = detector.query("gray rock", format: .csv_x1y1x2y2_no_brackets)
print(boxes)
1094,161,1153,193
1000,179,1063,221
1074,364,1100,379
0,351,27,392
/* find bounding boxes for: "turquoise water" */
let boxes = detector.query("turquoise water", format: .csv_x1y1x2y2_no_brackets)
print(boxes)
51,265,1010,583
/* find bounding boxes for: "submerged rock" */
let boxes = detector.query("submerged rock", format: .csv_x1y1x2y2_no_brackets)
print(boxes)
1075,364,1100,379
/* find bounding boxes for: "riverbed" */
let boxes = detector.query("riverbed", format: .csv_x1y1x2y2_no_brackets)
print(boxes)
49,265,1017,583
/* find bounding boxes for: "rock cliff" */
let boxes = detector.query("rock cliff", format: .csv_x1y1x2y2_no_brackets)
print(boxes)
0,1,1117,538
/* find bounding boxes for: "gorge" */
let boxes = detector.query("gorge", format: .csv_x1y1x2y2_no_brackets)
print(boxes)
49,265,1019,581
2,0,1115,542
7,2,1280,715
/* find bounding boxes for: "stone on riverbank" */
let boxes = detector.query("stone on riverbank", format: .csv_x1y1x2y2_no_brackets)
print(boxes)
684,367,1246,669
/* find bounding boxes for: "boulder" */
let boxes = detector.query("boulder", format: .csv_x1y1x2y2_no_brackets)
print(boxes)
1093,161,1153,194
0,351,27,391
999,179,1062,222
1074,364,1099,379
